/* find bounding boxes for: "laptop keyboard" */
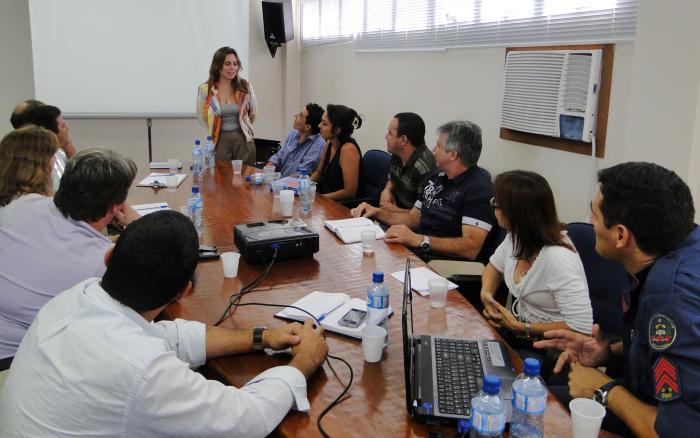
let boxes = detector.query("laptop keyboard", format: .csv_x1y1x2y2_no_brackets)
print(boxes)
435,338,483,416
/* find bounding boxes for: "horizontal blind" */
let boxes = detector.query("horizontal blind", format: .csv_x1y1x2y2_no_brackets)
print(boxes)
302,0,638,51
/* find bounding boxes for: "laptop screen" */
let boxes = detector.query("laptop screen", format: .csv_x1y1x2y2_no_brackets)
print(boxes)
402,258,414,414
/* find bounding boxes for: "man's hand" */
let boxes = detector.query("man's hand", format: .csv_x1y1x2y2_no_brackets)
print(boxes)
113,204,140,228
534,324,609,373
384,224,421,247
379,202,405,213
289,319,328,379
263,323,303,351
568,363,613,399
351,202,379,218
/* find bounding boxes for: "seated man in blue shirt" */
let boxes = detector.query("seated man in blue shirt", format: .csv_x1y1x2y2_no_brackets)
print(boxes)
535,162,700,437
265,103,325,177
352,120,498,263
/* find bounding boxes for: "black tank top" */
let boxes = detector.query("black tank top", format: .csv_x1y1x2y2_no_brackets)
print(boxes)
318,138,363,197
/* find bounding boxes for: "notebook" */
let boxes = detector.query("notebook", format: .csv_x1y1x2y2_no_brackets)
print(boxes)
390,267,458,297
324,217,386,244
133,202,171,216
275,291,393,339
137,173,187,187
402,258,516,424
149,160,182,169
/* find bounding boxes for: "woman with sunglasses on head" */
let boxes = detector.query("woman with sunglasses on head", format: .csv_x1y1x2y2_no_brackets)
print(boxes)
309,104,364,201
197,47,257,165
480,170,593,357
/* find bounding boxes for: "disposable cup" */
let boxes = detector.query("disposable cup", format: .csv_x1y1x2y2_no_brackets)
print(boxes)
310,182,317,202
569,398,606,438
428,278,449,308
271,180,285,198
264,165,275,183
361,230,376,254
362,325,387,363
221,252,241,278
280,190,295,216
167,158,179,174
232,160,243,174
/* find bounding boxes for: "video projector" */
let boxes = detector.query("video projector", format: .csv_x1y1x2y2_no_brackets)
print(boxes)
233,218,319,264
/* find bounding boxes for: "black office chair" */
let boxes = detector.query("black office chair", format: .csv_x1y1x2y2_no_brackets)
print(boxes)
566,222,630,339
340,149,391,209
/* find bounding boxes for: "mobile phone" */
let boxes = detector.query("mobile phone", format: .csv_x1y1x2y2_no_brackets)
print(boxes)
337,308,368,328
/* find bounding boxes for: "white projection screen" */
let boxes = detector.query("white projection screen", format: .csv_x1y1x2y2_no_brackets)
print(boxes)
28,0,249,117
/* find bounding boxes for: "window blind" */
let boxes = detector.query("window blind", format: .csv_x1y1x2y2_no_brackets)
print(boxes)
302,0,638,51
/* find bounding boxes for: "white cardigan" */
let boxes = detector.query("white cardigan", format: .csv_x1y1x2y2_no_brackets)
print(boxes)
490,232,593,334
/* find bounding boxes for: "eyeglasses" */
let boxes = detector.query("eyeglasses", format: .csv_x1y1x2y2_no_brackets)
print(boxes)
489,197,499,209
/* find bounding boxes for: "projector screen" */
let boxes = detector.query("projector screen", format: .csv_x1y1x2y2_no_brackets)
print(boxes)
28,0,249,117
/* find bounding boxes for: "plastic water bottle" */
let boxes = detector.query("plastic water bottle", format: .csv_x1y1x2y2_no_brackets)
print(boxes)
204,135,215,170
366,272,389,330
187,186,203,239
510,358,547,438
298,167,311,214
192,139,203,180
470,375,506,438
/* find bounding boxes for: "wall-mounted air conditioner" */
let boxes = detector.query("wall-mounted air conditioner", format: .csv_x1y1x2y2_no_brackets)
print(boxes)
500,49,603,143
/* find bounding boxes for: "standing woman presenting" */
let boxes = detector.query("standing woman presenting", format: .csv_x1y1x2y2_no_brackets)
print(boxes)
197,47,258,164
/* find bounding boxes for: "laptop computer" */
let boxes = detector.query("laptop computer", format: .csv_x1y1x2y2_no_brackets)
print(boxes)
402,258,516,424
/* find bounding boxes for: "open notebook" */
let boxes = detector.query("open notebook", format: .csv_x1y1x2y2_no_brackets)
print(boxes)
324,218,385,244
275,291,393,338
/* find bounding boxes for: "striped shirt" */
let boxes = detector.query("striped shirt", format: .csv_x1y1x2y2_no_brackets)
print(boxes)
388,144,437,209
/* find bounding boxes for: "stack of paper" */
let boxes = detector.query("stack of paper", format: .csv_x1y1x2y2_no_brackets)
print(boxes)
149,160,182,169
390,267,459,296
324,217,385,244
137,173,187,187
133,202,171,216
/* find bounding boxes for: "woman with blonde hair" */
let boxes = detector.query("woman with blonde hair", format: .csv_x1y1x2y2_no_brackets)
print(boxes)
196,46,257,164
0,126,59,226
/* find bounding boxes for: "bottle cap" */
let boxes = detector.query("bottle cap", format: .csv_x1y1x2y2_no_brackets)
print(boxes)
206,135,213,141
372,272,384,283
523,357,541,377
297,167,308,176
191,186,200,194
195,139,201,145
482,375,501,395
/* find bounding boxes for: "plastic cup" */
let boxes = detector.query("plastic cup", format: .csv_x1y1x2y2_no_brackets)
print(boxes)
166,175,178,189
272,172,281,181
167,158,179,174
271,180,285,198
428,278,449,308
310,182,317,202
263,165,275,183
280,190,295,216
232,160,243,174
361,230,376,254
569,398,606,438
221,252,241,278
362,325,387,363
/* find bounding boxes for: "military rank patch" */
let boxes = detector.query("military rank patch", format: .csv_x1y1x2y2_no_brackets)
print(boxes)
653,356,681,402
649,313,676,351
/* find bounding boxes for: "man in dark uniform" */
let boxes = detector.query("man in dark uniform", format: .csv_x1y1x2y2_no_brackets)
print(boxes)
535,162,700,437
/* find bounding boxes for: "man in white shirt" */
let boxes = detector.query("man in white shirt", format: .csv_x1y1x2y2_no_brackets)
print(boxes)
0,210,328,437
21,104,76,190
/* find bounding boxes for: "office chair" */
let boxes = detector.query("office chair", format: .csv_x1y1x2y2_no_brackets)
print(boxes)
340,149,391,209
566,222,629,338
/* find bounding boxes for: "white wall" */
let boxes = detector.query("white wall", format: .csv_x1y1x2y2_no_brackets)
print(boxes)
0,0,35,134
300,0,700,223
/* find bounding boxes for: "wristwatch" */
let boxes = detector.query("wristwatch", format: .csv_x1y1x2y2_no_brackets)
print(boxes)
420,235,431,253
593,381,623,407
252,327,267,352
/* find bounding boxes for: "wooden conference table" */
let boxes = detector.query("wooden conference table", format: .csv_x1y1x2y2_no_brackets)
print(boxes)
128,161,615,437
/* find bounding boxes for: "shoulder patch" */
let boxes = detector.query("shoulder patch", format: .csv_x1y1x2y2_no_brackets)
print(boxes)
653,356,681,402
649,313,677,351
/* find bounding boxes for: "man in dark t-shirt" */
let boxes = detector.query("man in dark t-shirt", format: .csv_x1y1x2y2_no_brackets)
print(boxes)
352,120,497,263
378,113,436,211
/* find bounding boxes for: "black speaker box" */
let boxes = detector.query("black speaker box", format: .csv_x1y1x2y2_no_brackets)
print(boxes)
262,0,294,49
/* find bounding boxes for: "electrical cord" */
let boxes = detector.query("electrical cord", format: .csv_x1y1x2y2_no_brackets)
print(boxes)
229,302,353,438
